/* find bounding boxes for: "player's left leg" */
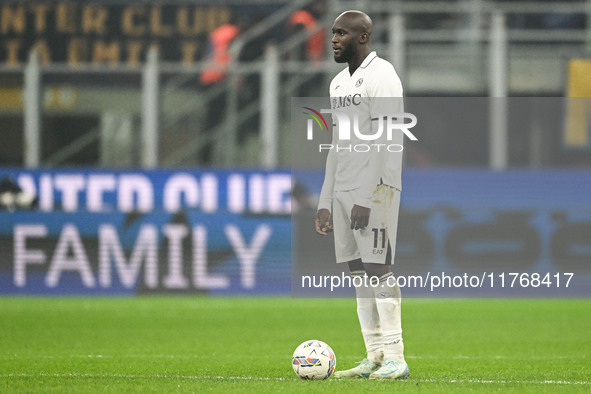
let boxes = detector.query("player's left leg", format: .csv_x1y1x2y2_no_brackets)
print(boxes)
359,186,409,380
335,186,408,380
363,263,409,380
332,190,382,378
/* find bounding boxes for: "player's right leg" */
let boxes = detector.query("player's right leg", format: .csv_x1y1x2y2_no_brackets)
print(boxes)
334,259,382,378
334,358,381,378
345,186,409,380
331,191,382,378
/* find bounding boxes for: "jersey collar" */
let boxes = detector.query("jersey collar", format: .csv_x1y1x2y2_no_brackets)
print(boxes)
359,51,377,69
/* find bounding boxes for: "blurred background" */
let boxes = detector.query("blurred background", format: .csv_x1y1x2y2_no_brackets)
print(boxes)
1,0,591,168
0,0,590,296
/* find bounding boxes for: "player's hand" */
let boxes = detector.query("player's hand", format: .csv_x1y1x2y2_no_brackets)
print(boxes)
315,209,333,235
350,204,371,230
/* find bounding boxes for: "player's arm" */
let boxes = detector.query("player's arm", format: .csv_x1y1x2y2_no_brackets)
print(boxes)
349,204,370,230
316,125,338,235
352,65,403,223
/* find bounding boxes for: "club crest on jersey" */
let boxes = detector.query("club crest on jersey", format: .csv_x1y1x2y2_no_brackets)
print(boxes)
355,78,363,87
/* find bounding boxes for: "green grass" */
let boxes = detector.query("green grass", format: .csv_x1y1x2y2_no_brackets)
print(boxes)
0,297,589,393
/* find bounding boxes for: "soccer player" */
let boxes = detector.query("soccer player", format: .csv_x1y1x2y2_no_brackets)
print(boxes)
314,10,410,380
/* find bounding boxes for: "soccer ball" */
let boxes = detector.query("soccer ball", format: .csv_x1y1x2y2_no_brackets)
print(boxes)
292,340,336,380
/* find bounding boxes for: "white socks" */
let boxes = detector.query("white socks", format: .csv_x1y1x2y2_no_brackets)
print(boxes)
374,272,404,362
351,270,383,363
352,270,405,363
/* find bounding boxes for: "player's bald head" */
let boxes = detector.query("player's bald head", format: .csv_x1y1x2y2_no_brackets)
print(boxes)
334,10,372,37
331,10,373,67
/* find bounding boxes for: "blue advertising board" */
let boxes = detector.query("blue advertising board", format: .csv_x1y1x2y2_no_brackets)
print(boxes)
292,169,591,297
0,169,291,295
0,168,590,296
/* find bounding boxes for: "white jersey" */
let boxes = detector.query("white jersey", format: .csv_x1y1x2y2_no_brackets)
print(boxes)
318,51,404,211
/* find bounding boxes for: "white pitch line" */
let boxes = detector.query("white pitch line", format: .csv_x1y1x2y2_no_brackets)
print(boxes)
1,373,590,385
0,373,291,381
405,355,586,360
416,378,591,386
3,354,587,360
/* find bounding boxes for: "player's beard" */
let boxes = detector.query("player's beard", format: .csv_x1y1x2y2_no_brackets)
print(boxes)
334,45,353,63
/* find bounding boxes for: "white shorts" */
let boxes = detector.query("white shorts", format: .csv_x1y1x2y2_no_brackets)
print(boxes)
332,184,401,264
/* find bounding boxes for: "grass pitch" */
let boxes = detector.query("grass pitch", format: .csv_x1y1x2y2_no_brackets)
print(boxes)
0,297,589,393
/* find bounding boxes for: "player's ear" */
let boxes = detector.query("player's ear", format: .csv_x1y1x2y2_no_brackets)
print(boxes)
359,32,369,44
